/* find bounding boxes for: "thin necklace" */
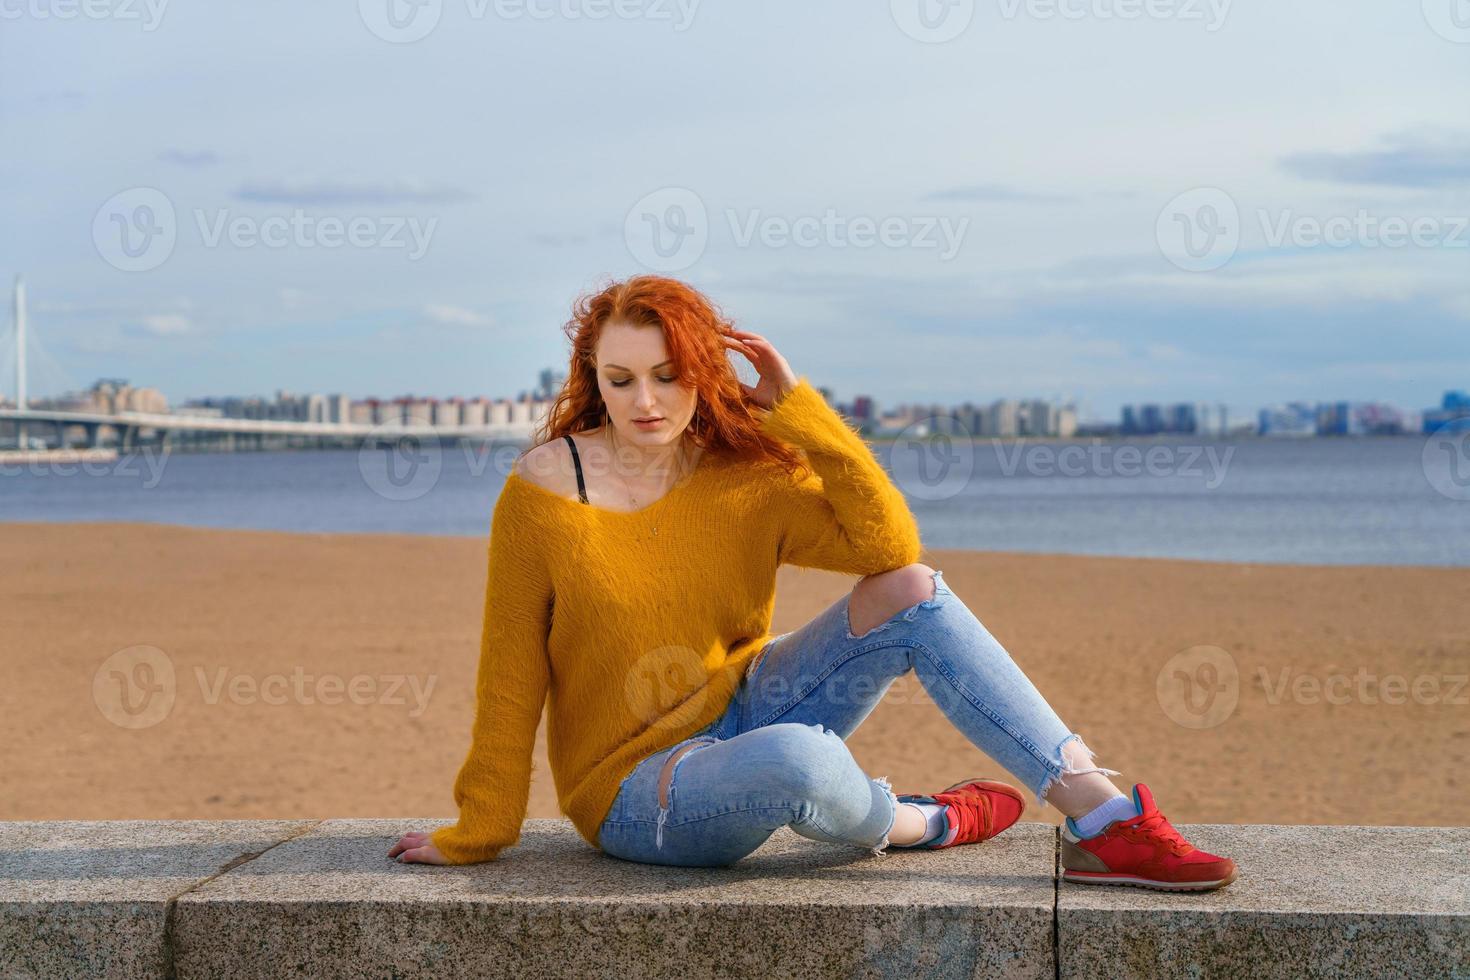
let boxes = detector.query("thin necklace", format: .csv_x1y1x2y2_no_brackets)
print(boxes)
606,425,692,536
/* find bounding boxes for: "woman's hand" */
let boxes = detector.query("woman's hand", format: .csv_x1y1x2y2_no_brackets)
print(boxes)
723,329,798,411
388,831,449,865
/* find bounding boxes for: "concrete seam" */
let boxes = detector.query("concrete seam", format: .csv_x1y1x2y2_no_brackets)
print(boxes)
1052,825,1061,980
160,819,325,980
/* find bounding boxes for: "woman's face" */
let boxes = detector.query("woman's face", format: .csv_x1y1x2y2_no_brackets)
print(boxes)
592,319,699,448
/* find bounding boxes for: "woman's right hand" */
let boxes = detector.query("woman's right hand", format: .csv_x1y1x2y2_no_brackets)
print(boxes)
388,830,449,865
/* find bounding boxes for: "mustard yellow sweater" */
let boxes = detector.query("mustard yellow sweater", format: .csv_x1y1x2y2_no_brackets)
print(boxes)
430,376,924,864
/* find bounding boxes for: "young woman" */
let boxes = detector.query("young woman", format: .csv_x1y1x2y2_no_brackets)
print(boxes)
389,275,1237,891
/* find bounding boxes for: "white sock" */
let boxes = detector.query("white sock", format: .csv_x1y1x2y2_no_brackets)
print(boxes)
1073,793,1137,838
896,802,950,846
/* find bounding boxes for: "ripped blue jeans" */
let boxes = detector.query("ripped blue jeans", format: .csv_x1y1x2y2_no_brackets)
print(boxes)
596,568,1119,867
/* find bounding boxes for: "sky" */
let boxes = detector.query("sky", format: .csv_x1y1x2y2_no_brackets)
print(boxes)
1,0,1467,423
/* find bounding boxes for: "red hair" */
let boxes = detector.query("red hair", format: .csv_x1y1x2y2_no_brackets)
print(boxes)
531,275,808,480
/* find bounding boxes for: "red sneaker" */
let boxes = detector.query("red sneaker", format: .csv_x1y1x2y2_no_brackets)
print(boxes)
895,777,1026,848
1061,783,1237,891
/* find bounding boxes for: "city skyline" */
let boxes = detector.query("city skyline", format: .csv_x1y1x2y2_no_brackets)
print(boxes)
0,276,1459,430
11,369,1461,441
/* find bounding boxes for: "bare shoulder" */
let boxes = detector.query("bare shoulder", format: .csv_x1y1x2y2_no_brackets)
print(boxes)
512,437,583,502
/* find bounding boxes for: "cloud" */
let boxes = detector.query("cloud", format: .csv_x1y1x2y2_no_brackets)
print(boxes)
923,183,1078,204
233,178,474,206
1279,129,1470,188
422,304,494,327
128,314,192,336
158,148,219,168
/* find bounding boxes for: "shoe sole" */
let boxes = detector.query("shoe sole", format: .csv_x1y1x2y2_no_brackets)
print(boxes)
1061,866,1239,892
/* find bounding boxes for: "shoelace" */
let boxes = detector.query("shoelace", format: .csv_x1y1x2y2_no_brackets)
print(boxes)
1126,810,1194,856
935,788,993,843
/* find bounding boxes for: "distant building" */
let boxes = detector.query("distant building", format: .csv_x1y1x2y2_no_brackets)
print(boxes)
1423,390,1470,434
1258,403,1317,437
1122,401,1228,436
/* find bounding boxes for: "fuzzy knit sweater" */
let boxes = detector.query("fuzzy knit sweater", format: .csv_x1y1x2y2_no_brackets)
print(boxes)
430,376,924,864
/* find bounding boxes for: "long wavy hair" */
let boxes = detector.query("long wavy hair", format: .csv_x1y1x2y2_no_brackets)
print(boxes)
530,275,809,481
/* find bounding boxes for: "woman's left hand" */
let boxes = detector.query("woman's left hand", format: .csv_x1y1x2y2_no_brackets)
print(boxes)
723,329,799,410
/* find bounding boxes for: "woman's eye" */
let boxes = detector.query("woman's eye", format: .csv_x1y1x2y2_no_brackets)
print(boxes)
610,377,677,387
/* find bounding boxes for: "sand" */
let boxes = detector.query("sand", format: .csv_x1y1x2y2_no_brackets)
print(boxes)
2,521,1465,831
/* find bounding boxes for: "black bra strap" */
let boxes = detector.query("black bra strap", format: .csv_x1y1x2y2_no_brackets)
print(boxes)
563,434,589,504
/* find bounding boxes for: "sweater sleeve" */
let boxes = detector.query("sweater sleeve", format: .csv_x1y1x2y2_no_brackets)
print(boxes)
758,375,923,576
430,477,553,865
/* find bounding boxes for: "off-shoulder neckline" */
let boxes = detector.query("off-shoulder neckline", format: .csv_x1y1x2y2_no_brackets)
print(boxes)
504,445,717,519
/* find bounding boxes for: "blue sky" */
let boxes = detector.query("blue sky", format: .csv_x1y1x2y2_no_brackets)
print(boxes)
1,0,1467,422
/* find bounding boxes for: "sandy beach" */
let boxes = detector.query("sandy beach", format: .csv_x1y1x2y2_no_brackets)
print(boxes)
3,521,1465,831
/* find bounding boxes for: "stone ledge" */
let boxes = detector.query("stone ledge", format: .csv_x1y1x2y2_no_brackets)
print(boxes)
1058,823,1469,979
1,820,1464,979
